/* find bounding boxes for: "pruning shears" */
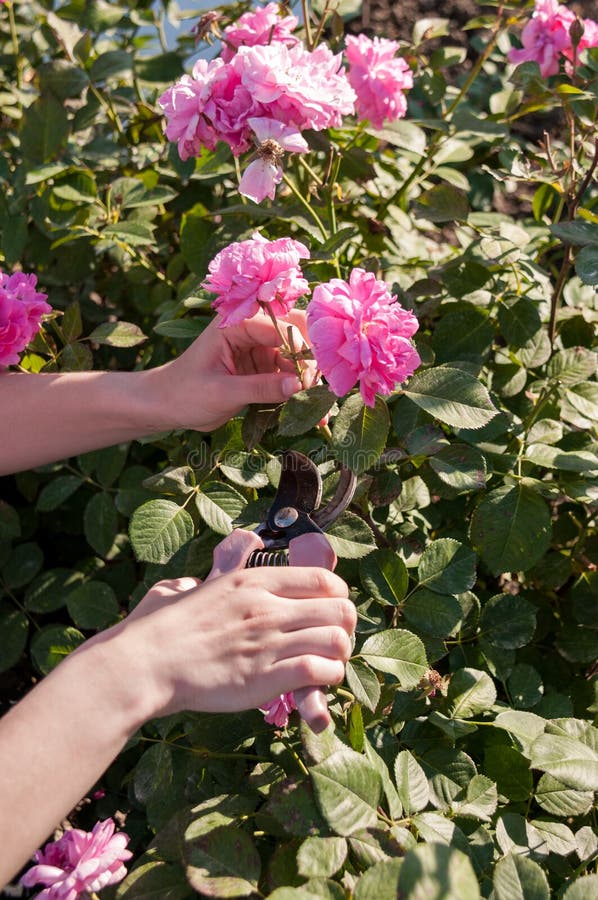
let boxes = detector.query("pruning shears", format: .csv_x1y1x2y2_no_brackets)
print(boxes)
209,450,356,733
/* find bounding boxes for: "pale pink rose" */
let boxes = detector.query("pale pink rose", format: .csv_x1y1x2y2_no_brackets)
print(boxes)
21,819,132,899
239,118,308,202
234,41,356,132
262,691,297,727
202,233,310,326
345,34,413,129
221,2,299,62
0,270,51,367
506,0,596,77
307,268,421,407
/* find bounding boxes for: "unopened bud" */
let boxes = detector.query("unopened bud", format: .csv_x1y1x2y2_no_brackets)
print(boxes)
569,17,585,49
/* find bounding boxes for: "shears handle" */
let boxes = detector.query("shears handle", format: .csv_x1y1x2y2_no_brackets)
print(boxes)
208,530,337,734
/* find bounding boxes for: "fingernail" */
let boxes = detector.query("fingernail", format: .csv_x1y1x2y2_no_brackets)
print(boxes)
283,376,302,397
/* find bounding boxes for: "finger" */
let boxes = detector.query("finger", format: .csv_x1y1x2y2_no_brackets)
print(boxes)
275,625,352,662
247,566,348,600
207,530,264,580
276,597,356,634
226,372,302,406
294,687,330,734
289,533,337,571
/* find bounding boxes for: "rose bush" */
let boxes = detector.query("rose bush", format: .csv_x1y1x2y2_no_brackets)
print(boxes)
0,1,597,898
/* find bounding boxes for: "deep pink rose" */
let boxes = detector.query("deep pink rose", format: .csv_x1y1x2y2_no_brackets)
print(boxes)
307,268,421,407
21,819,132,900
234,41,356,132
202,233,310,326
508,0,597,76
239,118,308,203
262,692,297,727
345,34,413,129
220,2,299,62
0,270,51,367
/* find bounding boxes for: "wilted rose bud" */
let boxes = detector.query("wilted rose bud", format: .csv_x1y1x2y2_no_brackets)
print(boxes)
569,17,585,49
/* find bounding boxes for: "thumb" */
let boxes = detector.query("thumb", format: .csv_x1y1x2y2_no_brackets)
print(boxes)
207,530,264,580
229,373,302,407
288,533,337,571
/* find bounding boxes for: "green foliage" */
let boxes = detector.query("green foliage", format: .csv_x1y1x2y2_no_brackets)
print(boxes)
1,0,596,897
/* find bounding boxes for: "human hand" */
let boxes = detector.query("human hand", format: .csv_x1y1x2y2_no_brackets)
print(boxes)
145,309,315,432
106,531,355,720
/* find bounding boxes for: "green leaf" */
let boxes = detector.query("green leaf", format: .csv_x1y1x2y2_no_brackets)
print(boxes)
20,95,69,163
129,499,195,564
297,837,347,878
195,482,246,535
394,750,429,815
484,746,533,802
470,484,552,574
452,774,497,820
30,625,85,675
576,245,598,284
360,629,428,688
562,876,598,900
153,319,206,339
325,513,376,559
404,367,498,430
496,813,548,859
90,50,133,82
432,307,494,364
359,550,408,605
546,347,596,385
447,667,497,718
84,493,118,557
66,581,120,630
311,749,382,836
186,826,261,897
531,819,576,856
429,444,486,492
366,119,427,154
38,60,89,99
525,443,598,473
116,861,190,899
0,604,28,673
36,475,84,511
345,659,381,713
492,710,546,756
134,742,173,805
0,500,20,541
550,221,598,246
497,298,542,348
268,881,345,900
530,733,598,791
88,321,147,347
479,593,537,649
279,386,336,436
418,538,476,594
135,52,185,83
24,568,83,613
402,589,463,637
508,663,543,708
398,844,480,899
332,394,390,475
354,859,403,900
535,773,594,816
2,541,44,588
102,222,156,247
413,184,470,223
493,854,550,900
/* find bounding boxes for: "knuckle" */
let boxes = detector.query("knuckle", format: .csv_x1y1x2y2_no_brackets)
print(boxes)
329,627,351,660
329,661,346,685
341,599,357,632
297,655,319,684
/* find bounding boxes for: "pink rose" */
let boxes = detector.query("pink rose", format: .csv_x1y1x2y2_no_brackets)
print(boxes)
306,268,421,407
21,818,132,899
202,233,310,327
261,691,297,727
345,34,413,129
0,270,51,367
507,0,597,77
220,2,299,62
239,118,308,203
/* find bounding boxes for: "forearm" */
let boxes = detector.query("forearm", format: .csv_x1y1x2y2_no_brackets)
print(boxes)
0,369,167,475
0,629,154,885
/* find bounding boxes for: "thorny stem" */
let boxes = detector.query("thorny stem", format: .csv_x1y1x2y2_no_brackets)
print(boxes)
300,0,313,50
312,0,337,47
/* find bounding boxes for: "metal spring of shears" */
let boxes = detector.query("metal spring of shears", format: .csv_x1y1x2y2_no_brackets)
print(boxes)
246,549,289,567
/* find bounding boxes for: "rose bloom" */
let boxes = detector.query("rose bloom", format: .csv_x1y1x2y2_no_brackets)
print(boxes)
220,2,299,63
307,268,421,407
0,270,50,367
234,41,356,132
202,233,310,326
345,34,413,129
507,0,598,77
239,117,308,203
262,691,297,727
21,819,132,900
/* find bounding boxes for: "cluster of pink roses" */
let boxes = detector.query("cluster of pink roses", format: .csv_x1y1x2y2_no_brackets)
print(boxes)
159,3,413,203
21,818,131,899
202,233,420,408
509,0,598,77
0,269,50,367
